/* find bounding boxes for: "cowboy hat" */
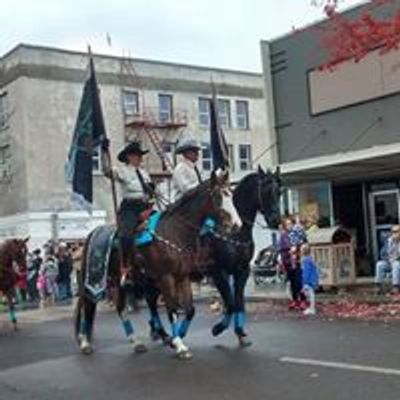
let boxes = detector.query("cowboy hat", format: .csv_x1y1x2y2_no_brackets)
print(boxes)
118,141,149,163
175,138,201,155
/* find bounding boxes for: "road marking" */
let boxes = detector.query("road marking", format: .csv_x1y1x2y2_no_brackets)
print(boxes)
280,357,400,377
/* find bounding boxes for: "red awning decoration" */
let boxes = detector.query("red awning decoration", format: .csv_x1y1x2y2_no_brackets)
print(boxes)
308,0,400,71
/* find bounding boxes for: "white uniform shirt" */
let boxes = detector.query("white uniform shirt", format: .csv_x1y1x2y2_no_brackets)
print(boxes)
171,158,201,201
114,165,152,201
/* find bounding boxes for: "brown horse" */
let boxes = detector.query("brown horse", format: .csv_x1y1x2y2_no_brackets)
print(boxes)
75,170,241,359
0,238,29,330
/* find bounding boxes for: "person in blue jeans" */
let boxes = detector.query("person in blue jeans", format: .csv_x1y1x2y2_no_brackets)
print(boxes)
375,225,400,295
301,244,319,315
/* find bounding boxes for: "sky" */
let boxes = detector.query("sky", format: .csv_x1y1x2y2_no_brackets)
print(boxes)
1,0,363,72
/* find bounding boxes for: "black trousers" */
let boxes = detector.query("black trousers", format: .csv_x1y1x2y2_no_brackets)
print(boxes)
287,266,305,302
118,199,148,266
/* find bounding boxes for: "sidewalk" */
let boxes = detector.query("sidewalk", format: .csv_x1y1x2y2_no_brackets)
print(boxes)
2,281,400,326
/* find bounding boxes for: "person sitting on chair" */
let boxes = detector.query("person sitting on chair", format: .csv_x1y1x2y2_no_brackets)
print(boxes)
375,225,400,295
102,140,155,284
172,138,202,201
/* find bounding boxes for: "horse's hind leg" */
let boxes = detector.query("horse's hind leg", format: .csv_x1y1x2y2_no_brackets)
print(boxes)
116,286,147,353
145,283,170,345
75,296,97,354
210,268,234,337
233,267,252,348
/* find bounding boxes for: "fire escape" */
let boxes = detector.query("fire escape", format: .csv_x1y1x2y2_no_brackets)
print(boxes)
119,57,188,181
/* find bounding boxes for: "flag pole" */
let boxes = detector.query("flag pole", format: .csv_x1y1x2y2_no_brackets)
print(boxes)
87,46,127,282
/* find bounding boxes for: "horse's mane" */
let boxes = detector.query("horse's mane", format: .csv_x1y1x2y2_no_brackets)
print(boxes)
161,179,210,220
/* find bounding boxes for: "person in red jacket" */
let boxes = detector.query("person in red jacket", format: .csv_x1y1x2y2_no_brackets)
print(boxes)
15,263,28,304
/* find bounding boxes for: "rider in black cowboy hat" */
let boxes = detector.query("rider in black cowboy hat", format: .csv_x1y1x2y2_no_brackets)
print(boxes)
102,140,155,284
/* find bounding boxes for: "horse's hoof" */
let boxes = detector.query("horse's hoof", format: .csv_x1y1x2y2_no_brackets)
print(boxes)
177,350,193,360
238,336,252,348
80,344,93,355
150,330,161,341
212,323,225,337
134,343,148,354
161,335,173,347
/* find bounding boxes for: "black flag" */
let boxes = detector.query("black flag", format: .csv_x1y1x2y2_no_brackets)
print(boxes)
65,55,107,211
210,86,229,170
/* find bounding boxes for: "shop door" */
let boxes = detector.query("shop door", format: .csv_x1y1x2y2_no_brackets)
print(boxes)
370,190,400,261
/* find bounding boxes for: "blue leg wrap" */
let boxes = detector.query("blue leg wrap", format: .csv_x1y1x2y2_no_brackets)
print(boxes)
218,313,232,330
234,312,245,330
8,308,17,323
79,319,87,336
122,319,134,337
178,319,191,338
171,321,180,338
150,315,163,331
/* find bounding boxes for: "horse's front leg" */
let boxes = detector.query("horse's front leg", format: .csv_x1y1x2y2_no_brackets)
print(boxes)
177,277,195,340
116,285,147,353
233,266,252,347
161,275,192,360
144,281,171,346
209,267,234,337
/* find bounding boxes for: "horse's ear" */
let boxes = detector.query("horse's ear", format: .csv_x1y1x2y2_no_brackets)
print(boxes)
257,165,265,176
211,168,229,186
23,236,30,244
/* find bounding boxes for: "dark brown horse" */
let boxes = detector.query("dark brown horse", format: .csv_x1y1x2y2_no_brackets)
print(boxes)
75,170,241,359
0,238,29,330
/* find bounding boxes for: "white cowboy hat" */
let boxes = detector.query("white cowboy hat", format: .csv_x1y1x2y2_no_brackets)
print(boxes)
175,138,201,154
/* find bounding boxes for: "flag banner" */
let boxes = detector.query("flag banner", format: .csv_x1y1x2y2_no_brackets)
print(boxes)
210,87,229,171
65,57,107,211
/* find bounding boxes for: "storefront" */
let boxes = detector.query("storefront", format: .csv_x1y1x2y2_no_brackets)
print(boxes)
280,143,400,278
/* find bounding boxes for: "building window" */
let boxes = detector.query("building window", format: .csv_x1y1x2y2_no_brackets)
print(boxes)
159,94,173,123
0,144,11,180
239,144,252,171
122,90,139,116
236,100,249,129
202,143,212,171
92,146,102,172
199,98,210,127
288,182,333,228
228,144,235,172
0,93,8,129
218,99,231,128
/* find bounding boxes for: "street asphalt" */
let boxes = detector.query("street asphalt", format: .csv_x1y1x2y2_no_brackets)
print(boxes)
1,305,400,400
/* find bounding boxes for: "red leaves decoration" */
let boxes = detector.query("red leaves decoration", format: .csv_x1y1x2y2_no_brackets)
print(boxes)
309,1,400,70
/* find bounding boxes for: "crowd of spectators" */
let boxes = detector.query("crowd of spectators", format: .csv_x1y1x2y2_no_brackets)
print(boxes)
17,241,84,308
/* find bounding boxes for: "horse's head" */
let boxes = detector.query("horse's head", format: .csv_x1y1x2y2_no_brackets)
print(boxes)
256,166,282,230
7,238,29,268
209,169,242,231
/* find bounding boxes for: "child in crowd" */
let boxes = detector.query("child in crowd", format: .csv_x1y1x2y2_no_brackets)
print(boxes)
287,246,306,310
301,244,319,315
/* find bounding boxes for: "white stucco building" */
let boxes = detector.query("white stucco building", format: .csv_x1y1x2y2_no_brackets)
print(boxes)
0,44,272,249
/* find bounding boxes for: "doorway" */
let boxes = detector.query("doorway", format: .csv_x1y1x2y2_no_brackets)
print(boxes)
370,190,400,261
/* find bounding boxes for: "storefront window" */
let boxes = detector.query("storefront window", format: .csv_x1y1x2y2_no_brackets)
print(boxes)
286,181,333,228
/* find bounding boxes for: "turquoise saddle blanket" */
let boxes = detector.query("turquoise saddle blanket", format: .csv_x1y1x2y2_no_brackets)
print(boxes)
135,212,216,247
135,211,162,246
